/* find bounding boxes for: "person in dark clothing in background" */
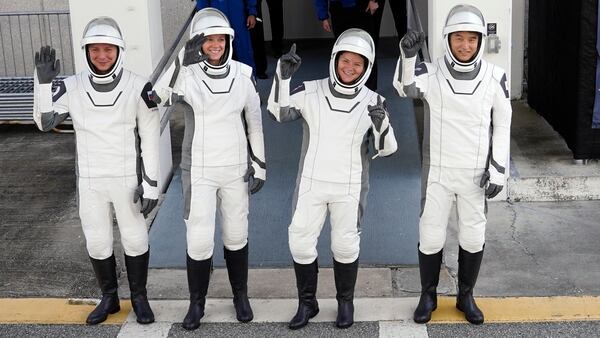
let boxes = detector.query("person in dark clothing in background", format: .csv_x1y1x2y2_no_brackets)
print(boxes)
196,0,258,74
314,0,379,90
250,0,269,79
266,0,284,57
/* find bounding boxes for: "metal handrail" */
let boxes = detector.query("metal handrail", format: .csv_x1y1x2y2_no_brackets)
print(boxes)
151,8,198,135
150,8,197,85
408,0,431,62
0,10,70,16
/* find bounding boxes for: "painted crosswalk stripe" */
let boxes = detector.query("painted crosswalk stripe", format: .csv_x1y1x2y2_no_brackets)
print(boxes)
379,320,429,338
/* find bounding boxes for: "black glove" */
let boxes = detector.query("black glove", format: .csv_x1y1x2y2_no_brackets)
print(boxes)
400,30,426,58
279,43,301,80
35,46,61,84
133,185,158,218
243,166,265,194
367,95,386,132
479,170,504,199
183,34,209,66
485,183,503,199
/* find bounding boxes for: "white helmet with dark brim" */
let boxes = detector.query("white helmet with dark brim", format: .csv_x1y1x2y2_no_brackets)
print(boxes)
329,28,375,95
190,7,235,76
443,4,487,73
81,16,125,84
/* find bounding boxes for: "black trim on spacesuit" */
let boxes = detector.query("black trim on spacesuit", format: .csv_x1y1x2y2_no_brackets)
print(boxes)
444,57,480,81
490,157,505,174
415,62,428,76
141,161,158,187
357,129,373,231
325,96,360,114
291,119,311,216
86,91,123,107
52,81,67,102
273,75,280,103
202,65,231,79
499,73,509,98
291,84,305,95
445,79,481,95
179,101,195,172
328,80,360,99
201,78,235,94
89,69,123,92
379,126,390,151
141,82,158,109
182,168,192,220
135,127,142,185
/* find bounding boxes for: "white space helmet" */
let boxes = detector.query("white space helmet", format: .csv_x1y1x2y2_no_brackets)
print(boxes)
190,8,235,75
81,17,125,84
442,4,486,73
329,28,375,95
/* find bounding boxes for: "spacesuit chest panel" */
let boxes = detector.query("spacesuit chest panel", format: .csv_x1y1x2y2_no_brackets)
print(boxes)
69,70,139,178
301,79,372,184
427,60,496,169
186,63,248,168
72,71,137,130
191,64,236,95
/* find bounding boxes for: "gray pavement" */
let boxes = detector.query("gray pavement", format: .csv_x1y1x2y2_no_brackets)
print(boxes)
3,322,600,338
426,322,600,338
0,324,121,338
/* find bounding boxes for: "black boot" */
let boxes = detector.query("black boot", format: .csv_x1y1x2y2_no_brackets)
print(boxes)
124,250,155,324
182,254,212,330
224,244,253,322
456,246,485,325
333,259,359,329
413,247,443,324
289,259,319,330
86,254,121,325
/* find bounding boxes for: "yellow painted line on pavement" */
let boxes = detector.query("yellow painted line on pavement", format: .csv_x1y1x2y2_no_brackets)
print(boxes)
1,296,600,324
431,296,600,323
0,298,131,324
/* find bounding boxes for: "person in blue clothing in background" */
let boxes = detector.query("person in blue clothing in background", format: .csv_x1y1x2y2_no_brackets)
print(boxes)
195,0,258,74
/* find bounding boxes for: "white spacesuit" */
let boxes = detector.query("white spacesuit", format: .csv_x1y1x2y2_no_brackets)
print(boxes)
268,28,397,330
152,8,265,330
393,4,512,325
33,17,159,325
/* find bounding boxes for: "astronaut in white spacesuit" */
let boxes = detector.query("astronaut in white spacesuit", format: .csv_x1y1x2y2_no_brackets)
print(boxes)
153,8,265,330
268,28,397,330
393,4,512,325
33,17,159,325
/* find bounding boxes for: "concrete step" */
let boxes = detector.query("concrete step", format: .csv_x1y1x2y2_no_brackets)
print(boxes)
508,100,600,201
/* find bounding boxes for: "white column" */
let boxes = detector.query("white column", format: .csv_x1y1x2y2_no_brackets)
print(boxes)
68,0,172,193
427,0,512,91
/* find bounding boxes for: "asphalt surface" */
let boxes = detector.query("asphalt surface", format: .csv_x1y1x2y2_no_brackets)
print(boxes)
2,321,600,337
